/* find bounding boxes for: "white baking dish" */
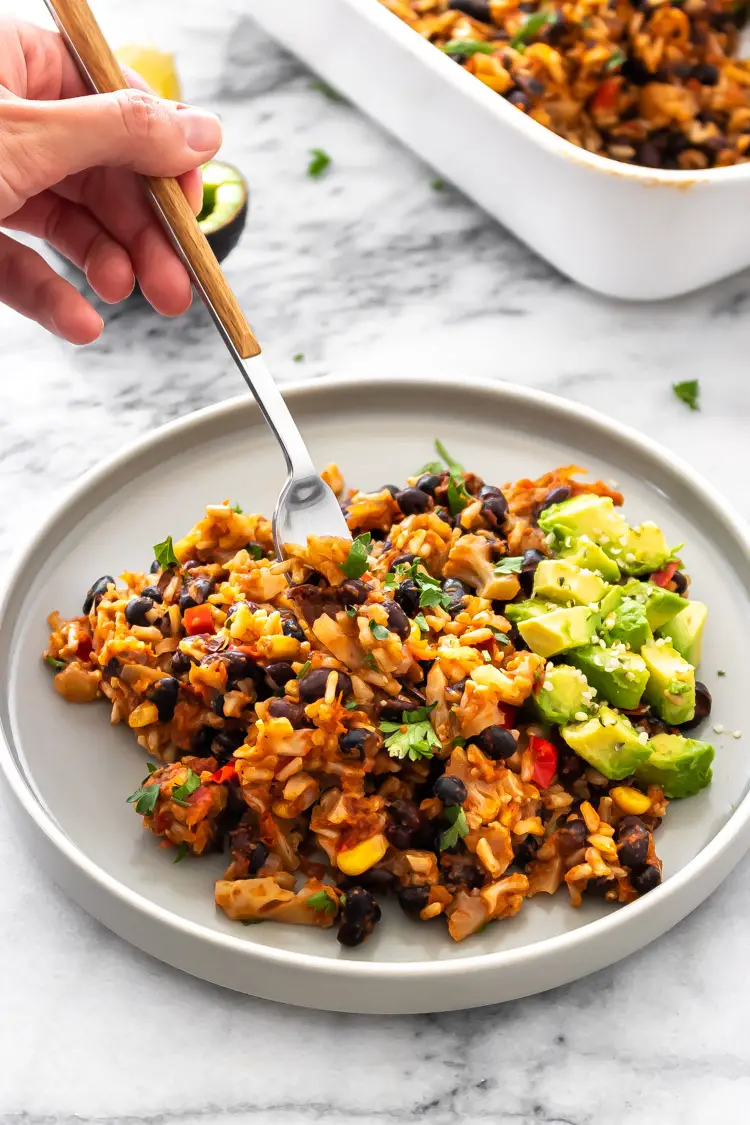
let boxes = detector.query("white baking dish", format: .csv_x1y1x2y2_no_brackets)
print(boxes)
251,0,750,300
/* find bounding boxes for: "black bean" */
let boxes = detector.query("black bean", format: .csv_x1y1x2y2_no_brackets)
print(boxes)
82,575,115,615
513,835,540,868
536,486,572,517
557,748,585,784
394,578,421,617
556,818,588,855
343,886,381,926
632,864,662,895
621,56,653,85
264,662,296,691
192,725,217,755
179,591,197,612
379,696,422,722
104,657,120,676
266,698,308,728
397,885,430,918
479,485,509,523
298,668,352,702
615,816,649,872
416,473,442,497
340,579,368,606
586,876,615,898
223,650,257,684
434,507,455,527
433,775,467,806
246,841,268,874
148,676,180,722
678,681,712,731
336,921,366,947
181,558,202,572
507,89,530,110
383,485,400,498
340,867,395,892
389,799,422,834
442,577,468,616
671,569,688,595
395,487,431,516
390,553,416,571
281,615,306,642
339,728,369,757
519,548,546,594
193,578,212,603
140,585,163,603
638,140,663,169
125,596,155,627
213,729,246,757
451,0,490,18
211,694,226,717
382,599,410,640
693,62,719,85
474,725,517,760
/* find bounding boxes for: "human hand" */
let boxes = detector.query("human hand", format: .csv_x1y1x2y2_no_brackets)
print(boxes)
0,18,222,344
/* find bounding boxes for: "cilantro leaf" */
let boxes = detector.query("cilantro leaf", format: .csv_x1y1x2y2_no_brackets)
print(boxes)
510,10,555,48
297,659,312,679
126,781,160,816
173,842,190,864
404,559,452,612
434,440,464,476
673,379,700,411
293,352,305,363
447,477,469,516
341,532,371,579
309,79,344,102
153,535,179,570
364,652,378,670
247,543,264,561
379,703,441,761
369,620,390,640
146,761,158,774
44,656,65,671
419,460,445,475
430,178,445,192
605,48,626,71
171,768,201,807
491,628,510,645
308,148,331,177
345,699,360,710
345,605,358,617
439,806,469,850
383,571,399,590
494,556,524,574
231,503,243,514
414,612,429,633
306,889,338,915
451,737,467,748
442,38,495,57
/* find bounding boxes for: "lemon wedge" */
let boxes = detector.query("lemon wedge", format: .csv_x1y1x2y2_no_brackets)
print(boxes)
115,45,182,101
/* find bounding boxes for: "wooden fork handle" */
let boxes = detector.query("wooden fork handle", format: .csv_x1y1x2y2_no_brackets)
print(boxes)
44,0,261,359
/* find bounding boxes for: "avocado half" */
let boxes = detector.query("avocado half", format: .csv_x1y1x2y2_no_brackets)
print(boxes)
198,159,248,263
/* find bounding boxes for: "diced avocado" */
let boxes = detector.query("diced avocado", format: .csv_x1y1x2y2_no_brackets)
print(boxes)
619,579,685,631
561,706,651,780
635,732,714,798
538,494,629,553
504,598,558,625
601,596,653,653
599,585,623,618
517,606,598,658
567,644,649,710
619,522,672,577
532,559,606,607
658,601,707,668
558,537,621,582
532,664,597,726
641,639,696,726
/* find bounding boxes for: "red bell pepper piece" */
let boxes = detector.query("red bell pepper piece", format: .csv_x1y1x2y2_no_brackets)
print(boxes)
184,603,214,635
529,735,558,789
76,634,93,662
591,77,619,113
650,561,679,588
498,704,517,729
212,763,237,784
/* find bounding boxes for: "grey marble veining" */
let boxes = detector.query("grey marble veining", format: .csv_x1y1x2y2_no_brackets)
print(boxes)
1,0,750,1121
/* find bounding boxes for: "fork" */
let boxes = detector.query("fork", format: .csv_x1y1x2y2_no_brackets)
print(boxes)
44,0,352,558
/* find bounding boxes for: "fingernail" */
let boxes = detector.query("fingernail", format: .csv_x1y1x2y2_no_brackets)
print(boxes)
176,105,222,152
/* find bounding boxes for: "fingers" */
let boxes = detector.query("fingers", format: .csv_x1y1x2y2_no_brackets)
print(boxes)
3,191,135,304
0,230,103,344
0,90,221,214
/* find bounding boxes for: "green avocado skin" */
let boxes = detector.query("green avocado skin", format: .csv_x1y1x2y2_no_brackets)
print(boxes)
636,734,714,798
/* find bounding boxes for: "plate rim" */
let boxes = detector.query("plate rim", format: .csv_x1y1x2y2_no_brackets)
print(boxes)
2,373,750,992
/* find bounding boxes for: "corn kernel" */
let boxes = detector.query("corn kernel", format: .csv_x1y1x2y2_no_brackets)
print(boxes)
610,786,651,815
128,701,159,728
264,634,300,661
336,833,387,876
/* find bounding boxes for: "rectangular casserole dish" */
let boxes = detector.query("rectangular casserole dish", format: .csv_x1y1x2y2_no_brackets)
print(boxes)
251,0,750,300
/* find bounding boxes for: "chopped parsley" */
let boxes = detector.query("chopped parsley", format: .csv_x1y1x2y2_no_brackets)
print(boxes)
341,532,371,579
153,535,179,570
44,656,65,671
451,737,467,748
369,620,391,640
435,439,464,478
306,889,338,914
717,669,726,677
673,379,700,411
231,503,243,513
309,79,344,101
345,604,358,617
400,558,452,612
383,571,399,590
345,699,360,710
247,543,264,560
442,38,495,57
419,460,445,475
296,660,312,679
379,703,441,762
414,612,429,633
430,177,446,191
433,439,470,515
491,628,510,645
605,49,626,71
509,10,555,49
126,780,160,816
307,148,331,177
171,768,201,807
364,652,378,670
293,352,305,363
494,555,524,575
146,761,158,774
440,806,469,850
173,842,189,864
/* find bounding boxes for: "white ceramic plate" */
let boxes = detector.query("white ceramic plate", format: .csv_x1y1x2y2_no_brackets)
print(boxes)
2,375,750,1014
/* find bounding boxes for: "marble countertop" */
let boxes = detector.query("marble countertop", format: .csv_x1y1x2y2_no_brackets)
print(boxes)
2,0,750,1120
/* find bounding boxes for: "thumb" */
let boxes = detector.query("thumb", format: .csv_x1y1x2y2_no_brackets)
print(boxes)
0,89,221,215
